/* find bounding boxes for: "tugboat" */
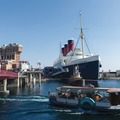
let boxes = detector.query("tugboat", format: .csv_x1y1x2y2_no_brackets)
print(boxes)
49,86,120,115
68,65,84,86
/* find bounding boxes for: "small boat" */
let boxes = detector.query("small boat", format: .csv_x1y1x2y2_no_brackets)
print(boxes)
49,86,120,115
68,65,83,86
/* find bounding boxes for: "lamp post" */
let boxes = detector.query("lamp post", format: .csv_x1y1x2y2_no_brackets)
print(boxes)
27,62,30,70
37,61,41,70
37,61,41,87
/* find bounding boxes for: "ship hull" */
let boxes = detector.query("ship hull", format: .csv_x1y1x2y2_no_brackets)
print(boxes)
64,60,99,79
52,56,100,81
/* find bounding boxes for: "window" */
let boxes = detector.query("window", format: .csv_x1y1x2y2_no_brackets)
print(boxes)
12,55,14,60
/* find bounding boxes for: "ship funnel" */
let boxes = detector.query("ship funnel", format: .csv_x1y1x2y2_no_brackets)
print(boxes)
64,44,68,56
68,40,74,52
61,47,65,56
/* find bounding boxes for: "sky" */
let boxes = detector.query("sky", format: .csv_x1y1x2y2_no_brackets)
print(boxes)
0,0,120,72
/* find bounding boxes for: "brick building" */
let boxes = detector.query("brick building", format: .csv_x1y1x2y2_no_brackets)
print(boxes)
0,43,23,70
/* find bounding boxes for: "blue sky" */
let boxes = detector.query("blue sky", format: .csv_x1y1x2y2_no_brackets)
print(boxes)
0,0,120,71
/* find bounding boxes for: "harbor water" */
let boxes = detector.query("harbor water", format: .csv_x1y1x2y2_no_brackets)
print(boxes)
0,80,120,120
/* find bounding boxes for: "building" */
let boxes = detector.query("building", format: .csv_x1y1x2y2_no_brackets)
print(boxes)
43,66,54,76
100,70,120,79
19,61,30,72
116,70,120,77
0,43,23,70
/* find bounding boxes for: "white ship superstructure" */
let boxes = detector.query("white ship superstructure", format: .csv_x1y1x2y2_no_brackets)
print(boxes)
51,14,101,80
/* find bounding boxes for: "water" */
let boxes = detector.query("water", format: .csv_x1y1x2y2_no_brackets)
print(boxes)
0,80,120,120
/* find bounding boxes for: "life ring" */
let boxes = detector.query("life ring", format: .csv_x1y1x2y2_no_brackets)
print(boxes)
80,97,95,109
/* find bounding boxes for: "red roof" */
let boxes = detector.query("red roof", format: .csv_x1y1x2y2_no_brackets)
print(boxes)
0,70,18,80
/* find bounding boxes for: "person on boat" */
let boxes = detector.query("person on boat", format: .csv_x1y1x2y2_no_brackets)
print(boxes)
79,93,84,99
95,95,101,101
61,93,66,98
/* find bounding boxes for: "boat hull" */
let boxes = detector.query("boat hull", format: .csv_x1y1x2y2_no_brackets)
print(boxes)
52,56,100,86
49,98,120,115
66,60,99,79
49,98,79,108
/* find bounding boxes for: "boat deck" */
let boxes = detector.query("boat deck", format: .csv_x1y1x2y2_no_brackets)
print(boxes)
110,105,120,110
56,86,120,93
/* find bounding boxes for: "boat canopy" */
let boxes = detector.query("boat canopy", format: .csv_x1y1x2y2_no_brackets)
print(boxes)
56,86,120,93
107,88,120,93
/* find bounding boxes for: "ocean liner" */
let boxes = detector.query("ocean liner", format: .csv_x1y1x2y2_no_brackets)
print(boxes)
51,15,101,80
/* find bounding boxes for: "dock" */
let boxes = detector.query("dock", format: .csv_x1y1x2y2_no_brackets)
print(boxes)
0,70,42,94
0,70,18,94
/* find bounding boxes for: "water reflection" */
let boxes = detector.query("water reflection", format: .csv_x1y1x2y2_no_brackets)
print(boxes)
0,80,120,120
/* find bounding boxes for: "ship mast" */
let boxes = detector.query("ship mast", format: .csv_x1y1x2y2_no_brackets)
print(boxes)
80,13,84,58
59,42,62,58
